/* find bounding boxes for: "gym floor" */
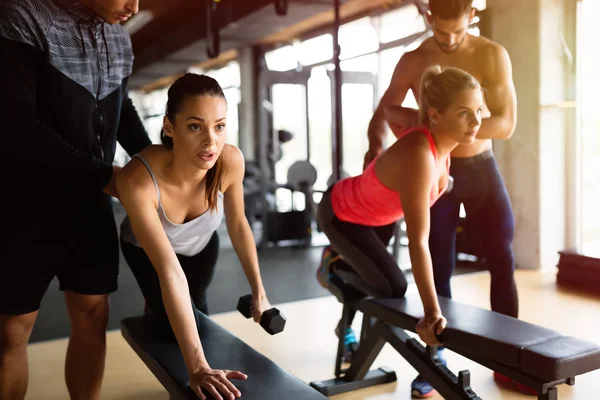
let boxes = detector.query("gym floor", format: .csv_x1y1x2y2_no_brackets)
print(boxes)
26,269,600,399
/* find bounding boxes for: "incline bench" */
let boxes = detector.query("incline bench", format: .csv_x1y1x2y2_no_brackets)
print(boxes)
121,312,327,399
310,263,600,400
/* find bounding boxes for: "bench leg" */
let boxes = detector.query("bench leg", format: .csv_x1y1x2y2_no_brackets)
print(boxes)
310,319,397,397
334,303,353,378
382,325,481,399
539,387,558,400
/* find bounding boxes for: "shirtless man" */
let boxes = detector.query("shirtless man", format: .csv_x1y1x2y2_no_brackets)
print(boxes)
361,0,529,397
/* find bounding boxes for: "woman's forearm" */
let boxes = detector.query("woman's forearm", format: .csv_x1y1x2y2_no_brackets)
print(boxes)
408,240,441,315
228,220,265,296
159,271,209,373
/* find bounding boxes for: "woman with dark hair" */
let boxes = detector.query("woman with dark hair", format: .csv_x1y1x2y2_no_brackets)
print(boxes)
118,73,270,400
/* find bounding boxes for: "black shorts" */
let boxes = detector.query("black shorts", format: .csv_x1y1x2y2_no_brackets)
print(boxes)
0,192,119,315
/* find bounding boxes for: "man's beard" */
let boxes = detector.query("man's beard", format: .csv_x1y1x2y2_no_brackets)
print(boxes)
434,36,465,54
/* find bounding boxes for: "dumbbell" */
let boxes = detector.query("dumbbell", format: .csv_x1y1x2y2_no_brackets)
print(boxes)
237,294,287,335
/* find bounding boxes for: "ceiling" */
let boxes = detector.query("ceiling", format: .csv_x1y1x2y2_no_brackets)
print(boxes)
126,0,410,91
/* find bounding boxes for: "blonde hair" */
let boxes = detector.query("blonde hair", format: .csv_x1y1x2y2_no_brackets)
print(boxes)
418,65,481,125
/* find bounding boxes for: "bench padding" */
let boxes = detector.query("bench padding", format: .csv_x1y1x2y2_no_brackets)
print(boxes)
121,314,327,399
361,295,600,382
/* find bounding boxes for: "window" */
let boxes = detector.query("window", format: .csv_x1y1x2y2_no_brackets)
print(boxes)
271,84,308,186
379,4,426,44
342,83,374,177
297,34,333,66
259,2,489,191
339,17,379,59
223,87,240,146
341,53,378,73
202,62,241,88
308,66,332,190
578,0,600,253
265,45,298,71
139,87,169,144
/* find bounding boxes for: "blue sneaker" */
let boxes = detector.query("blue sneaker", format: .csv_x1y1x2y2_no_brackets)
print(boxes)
316,246,340,289
411,348,446,398
335,326,359,363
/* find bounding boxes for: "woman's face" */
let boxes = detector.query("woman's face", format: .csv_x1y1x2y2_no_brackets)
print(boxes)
163,94,228,170
431,87,483,145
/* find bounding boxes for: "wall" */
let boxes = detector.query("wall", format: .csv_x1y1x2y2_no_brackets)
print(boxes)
539,0,577,268
486,0,541,269
487,0,576,269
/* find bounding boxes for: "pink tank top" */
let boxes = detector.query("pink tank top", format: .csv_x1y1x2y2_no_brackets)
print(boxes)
331,127,450,227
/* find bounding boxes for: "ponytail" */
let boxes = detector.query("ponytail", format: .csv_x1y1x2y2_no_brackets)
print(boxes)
418,65,444,124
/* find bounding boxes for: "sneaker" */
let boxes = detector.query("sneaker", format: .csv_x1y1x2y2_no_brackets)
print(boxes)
411,348,446,398
335,326,360,363
493,372,537,396
316,246,339,289
411,376,438,398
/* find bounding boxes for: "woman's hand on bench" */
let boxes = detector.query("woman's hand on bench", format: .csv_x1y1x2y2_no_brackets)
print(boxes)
190,366,248,400
416,312,447,347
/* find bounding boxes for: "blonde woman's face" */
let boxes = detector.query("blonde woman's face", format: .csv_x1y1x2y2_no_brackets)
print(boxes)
432,87,483,145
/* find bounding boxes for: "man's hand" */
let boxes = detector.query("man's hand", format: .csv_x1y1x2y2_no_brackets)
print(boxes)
103,165,122,198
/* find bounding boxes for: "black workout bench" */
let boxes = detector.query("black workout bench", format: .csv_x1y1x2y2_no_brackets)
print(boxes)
310,263,600,399
121,313,327,400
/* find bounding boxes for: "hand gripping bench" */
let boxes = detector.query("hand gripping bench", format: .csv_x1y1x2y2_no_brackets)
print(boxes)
121,313,328,400
310,263,600,399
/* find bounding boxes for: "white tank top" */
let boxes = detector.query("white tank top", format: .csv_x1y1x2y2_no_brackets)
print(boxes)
120,154,224,257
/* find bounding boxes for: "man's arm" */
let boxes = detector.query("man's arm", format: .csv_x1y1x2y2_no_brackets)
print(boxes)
384,105,420,134
475,43,517,140
117,90,152,156
1,37,113,188
364,52,417,170
0,15,113,189
368,52,415,149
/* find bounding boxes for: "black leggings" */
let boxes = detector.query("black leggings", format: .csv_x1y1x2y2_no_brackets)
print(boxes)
120,232,219,340
317,188,408,298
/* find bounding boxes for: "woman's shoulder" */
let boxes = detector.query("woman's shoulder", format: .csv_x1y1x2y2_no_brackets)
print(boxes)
118,145,165,191
138,144,169,160
220,144,245,191
386,128,436,170
221,143,243,162
221,144,245,173
394,127,434,152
